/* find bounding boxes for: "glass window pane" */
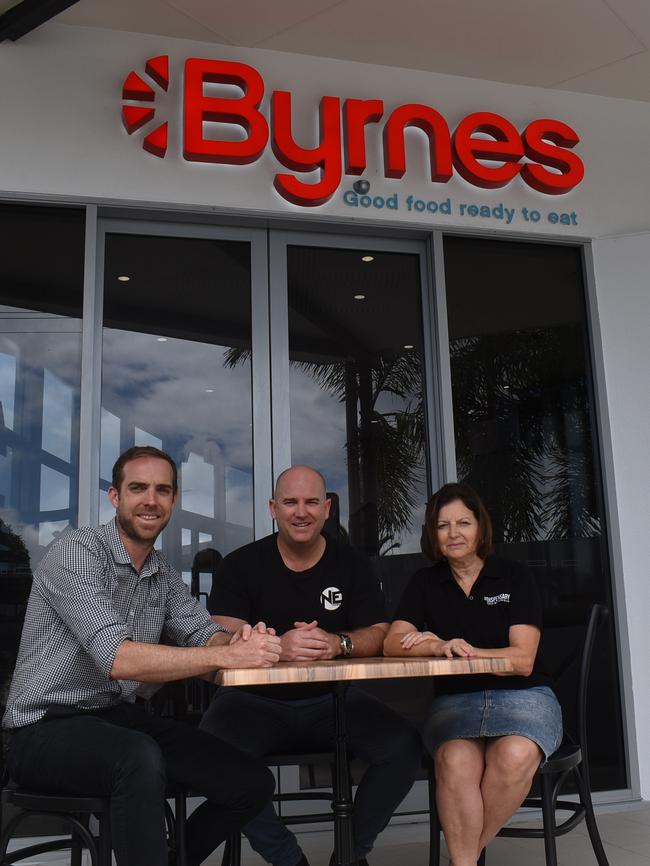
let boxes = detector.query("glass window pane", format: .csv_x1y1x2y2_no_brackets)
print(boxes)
100,409,121,484
100,232,254,574
0,352,16,430
42,370,74,462
0,203,83,561
443,235,625,790
0,202,84,713
287,245,428,610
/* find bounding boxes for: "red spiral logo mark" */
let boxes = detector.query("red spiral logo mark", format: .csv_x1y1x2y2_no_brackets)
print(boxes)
121,55,169,158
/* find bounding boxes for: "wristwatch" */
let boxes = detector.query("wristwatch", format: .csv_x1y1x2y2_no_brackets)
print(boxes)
336,632,353,657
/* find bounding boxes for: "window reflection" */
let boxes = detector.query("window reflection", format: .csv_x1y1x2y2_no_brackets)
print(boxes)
287,245,428,612
0,352,16,430
42,370,73,462
0,325,83,561
0,203,84,738
101,233,254,574
182,452,215,519
39,465,70,512
134,427,162,449
443,235,624,790
0,204,83,567
100,408,120,483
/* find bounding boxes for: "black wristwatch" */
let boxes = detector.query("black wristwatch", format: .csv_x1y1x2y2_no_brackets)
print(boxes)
335,632,353,657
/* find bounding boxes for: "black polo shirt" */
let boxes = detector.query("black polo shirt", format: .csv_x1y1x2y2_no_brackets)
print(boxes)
393,555,550,695
209,532,386,699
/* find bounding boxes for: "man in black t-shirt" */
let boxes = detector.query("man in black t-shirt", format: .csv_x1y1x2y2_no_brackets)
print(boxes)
200,466,422,866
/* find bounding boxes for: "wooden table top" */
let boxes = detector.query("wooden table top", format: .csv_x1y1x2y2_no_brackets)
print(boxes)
217,655,513,687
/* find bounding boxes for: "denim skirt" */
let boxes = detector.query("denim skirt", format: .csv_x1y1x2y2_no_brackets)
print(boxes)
423,686,563,761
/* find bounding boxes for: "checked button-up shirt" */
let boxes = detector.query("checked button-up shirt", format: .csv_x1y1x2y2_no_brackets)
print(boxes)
3,518,226,729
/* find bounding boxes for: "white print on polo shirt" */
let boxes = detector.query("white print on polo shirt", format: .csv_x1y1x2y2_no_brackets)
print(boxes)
484,593,510,605
320,587,343,611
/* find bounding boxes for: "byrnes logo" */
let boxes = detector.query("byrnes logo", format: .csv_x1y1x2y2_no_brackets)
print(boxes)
121,56,585,208
320,587,343,611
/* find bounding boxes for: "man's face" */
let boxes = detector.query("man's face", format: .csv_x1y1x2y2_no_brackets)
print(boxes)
108,456,176,547
270,467,331,548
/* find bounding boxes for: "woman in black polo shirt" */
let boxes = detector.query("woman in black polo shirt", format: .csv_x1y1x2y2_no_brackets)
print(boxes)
384,482,561,866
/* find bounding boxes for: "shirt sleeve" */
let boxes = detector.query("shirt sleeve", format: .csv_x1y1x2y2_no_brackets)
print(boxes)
508,564,543,629
344,549,386,628
36,535,130,678
207,553,252,621
393,570,429,630
162,568,226,647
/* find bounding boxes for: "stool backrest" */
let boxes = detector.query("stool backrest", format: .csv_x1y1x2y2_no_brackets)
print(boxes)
542,603,608,783
190,548,222,603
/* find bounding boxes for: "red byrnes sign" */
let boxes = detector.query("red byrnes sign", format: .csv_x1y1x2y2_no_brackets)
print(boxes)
122,56,585,208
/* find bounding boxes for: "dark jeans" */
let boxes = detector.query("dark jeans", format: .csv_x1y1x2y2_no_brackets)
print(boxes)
7,702,275,866
200,687,423,866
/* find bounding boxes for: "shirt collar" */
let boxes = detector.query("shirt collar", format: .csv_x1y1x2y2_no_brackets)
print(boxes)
435,555,499,583
105,517,162,578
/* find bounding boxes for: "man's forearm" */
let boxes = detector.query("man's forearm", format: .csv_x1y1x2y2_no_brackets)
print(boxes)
110,639,228,683
345,623,389,657
111,627,281,682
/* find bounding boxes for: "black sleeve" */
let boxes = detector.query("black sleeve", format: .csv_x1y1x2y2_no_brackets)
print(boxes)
345,549,386,628
509,564,543,630
207,553,251,620
392,570,429,630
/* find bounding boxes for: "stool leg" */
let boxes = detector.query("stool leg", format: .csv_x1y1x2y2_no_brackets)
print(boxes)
573,767,610,866
71,814,87,866
232,831,242,866
71,831,83,866
427,765,441,866
174,790,188,866
98,812,112,866
539,773,559,866
221,833,242,866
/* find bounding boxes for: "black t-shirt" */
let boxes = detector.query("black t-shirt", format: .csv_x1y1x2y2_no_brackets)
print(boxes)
394,555,550,695
209,532,386,698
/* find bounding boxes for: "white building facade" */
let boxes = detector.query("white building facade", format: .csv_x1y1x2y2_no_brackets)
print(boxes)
1,22,649,802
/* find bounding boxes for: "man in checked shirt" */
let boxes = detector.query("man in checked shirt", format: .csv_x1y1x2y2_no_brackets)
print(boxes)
2,446,281,866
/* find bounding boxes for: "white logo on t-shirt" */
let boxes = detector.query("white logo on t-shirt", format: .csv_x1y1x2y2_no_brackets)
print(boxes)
320,586,343,611
484,593,510,605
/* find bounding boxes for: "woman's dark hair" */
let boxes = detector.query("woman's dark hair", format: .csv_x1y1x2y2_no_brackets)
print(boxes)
111,446,178,494
421,482,493,562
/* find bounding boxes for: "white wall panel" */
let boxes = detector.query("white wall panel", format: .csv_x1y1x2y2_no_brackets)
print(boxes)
592,234,650,798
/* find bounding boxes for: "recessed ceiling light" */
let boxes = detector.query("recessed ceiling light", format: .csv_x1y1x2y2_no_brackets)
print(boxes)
361,255,374,263
117,275,130,282
403,344,414,349
156,337,167,342
354,294,366,300
205,388,214,393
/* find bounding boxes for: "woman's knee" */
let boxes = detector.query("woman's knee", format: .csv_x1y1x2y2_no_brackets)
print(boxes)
434,739,484,786
486,736,541,782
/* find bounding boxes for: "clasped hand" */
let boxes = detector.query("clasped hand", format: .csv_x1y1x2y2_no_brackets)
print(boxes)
280,620,337,661
227,621,282,667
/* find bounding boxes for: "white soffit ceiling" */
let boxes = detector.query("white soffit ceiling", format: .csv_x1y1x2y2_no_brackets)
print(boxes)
53,0,650,102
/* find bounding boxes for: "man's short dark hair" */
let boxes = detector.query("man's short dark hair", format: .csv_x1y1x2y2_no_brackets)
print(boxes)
422,482,493,562
111,447,178,494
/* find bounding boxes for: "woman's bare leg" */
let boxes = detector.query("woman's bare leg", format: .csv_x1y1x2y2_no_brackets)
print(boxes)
478,735,542,851
434,739,486,866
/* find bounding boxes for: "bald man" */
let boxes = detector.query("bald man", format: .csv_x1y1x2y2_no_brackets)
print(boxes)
200,466,421,866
